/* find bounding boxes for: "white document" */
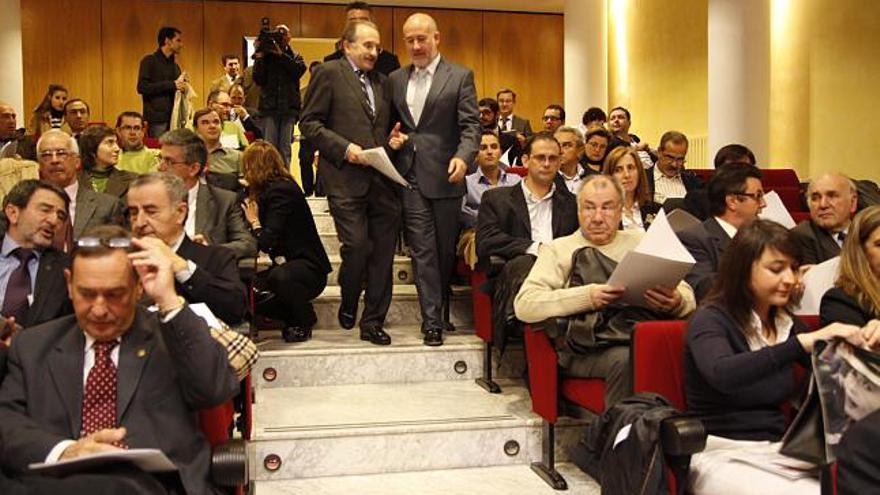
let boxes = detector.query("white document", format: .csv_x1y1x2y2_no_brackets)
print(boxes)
759,190,797,229
607,209,696,307
29,448,177,475
795,256,840,316
360,147,410,188
666,208,701,233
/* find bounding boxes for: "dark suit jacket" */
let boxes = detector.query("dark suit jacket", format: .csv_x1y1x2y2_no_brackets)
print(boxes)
194,182,256,260
324,48,401,76
791,219,841,265
300,58,393,198
389,57,481,199
645,166,703,203
78,168,138,200
0,307,238,494
0,232,73,328
255,180,331,275
499,114,532,136
475,184,578,263
73,186,125,240
678,217,732,301
176,235,248,324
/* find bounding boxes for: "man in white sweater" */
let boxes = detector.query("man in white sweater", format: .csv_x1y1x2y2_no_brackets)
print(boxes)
514,174,696,406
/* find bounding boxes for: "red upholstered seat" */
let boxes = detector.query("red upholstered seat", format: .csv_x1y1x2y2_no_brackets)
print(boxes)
144,137,161,149
245,131,256,143
770,186,805,212
507,166,528,177
632,320,688,410
561,378,606,413
199,401,236,447
791,211,811,224
690,168,715,184
762,168,800,188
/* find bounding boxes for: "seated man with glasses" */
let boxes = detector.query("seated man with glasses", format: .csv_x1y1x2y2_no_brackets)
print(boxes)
646,130,703,205
206,90,250,151
476,132,578,354
541,104,565,133
514,174,696,407
115,111,160,175
678,163,766,301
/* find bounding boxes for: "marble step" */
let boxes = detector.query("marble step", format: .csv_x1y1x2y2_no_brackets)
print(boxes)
253,328,526,390
312,212,335,234
254,463,599,494
326,254,413,286
307,196,330,216
249,379,588,481
311,284,473,330
319,232,341,255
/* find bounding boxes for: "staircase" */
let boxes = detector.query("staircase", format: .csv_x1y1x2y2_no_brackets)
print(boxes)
247,197,599,494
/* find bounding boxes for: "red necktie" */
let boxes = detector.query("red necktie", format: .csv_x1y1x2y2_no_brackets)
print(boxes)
81,340,120,439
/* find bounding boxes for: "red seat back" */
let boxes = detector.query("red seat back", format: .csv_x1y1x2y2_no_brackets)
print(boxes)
632,321,688,410
198,401,235,447
791,211,811,224
762,169,800,188
770,186,805,212
561,378,606,413
470,269,493,342
690,169,715,184
507,166,528,177
524,325,560,422
144,137,161,149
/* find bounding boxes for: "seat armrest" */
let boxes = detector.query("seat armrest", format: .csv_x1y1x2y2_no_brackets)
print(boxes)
211,438,248,487
660,416,707,456
486,255,507,278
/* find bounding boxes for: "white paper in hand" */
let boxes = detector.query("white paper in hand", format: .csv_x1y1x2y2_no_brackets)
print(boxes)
29,448,177,475
607,209,696,307
794,256,840,316
759,190,796,229
360,147,410,188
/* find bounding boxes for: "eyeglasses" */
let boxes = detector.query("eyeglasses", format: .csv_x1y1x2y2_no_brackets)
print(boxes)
159,156,189,167
582,204,621,217
76,236,133,250
38,149,70,159
734,191,765,202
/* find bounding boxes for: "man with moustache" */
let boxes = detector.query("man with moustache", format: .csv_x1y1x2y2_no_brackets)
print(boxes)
389,12,480,346
300,21,399,346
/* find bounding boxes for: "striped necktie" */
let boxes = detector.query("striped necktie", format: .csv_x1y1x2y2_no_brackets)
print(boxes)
355,69,375,119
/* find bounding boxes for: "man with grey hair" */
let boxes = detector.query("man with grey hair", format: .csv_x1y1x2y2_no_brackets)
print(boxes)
127,172,247,324
792,172,859,265
553,126,591,195
646,130,702,204
515,174,696,406
36,129,124,248
158,128,255,260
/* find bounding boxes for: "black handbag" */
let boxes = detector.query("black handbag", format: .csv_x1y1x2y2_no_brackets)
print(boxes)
780,372,828,465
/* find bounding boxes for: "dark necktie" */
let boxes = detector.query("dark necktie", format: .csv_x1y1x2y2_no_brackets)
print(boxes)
837,231,847,244
355,70,375,119
504,117,511,131
2,248,35,323
81,340,120,438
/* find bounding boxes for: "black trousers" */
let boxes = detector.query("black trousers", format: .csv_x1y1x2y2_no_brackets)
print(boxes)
258,258,327,328
327,174,401,328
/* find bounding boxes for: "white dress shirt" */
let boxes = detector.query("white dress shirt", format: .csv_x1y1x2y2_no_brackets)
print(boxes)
185,182,199,238
64,180,80,225
406,54,441,125
653,171,687,203
521,181,555,255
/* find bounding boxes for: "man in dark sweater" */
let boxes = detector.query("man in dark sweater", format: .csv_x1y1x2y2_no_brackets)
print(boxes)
137,26,185,138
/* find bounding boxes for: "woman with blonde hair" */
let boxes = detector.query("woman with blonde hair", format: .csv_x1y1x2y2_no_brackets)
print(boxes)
602,145,661,230
28,84,68,136
241,140,330,342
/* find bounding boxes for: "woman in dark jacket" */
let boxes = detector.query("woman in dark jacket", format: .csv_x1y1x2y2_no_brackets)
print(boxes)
602,146,661,231
241,141,330,342
684,220,859,495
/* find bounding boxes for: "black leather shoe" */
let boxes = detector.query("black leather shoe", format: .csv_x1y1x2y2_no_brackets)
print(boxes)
423,328,443,347
338,306,357,330
360,325,391,346
282,326,312,343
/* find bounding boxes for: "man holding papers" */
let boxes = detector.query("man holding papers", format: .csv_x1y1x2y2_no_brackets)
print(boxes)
514,175,695,406
300,21,400,345
678,164,765,301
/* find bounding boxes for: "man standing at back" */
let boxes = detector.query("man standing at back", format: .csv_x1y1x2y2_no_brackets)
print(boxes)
324,2,401,76
389,13,480,346
137,27,185,138
300,21,399,346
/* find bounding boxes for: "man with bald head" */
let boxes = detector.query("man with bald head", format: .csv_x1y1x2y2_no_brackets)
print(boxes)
389,12,480,346
792,172,858,265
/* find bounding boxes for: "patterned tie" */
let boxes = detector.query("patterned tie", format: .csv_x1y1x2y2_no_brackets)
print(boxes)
411,69,430,125
81,340,121,440
2,248,35,323
355,69,375,119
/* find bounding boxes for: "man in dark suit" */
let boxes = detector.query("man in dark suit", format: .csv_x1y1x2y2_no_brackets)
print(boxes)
36,130,125,249
300,20,399,346
323,1,401,77
0,224,238,494
645,131,703,207
0,180,73,328
476,132,578,347
678,164,765,301
127,172,247,325
390,13,481,346
791,172,858,265
157,129,256,260
496,88,533,137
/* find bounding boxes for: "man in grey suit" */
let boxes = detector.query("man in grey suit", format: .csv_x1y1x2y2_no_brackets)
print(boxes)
157,129,256,260
0,224,238,493
36,130,125,249
300,21,400,346
389,13,481,346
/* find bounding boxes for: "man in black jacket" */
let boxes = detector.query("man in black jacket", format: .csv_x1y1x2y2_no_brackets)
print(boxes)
253,24,306,168
137,27,185,138
323,2,401,76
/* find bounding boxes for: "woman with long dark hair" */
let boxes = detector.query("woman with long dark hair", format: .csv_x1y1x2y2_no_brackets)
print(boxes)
241,141,330,342
684,219,859,494
28,84,67,135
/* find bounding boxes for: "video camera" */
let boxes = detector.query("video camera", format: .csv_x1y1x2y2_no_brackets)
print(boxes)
255,17,285,56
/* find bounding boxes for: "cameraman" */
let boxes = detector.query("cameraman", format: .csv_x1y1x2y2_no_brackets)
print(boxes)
253,24,306,167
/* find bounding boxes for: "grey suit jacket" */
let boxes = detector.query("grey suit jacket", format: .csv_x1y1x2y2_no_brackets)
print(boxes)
78,169,138,200
194,182,256,259
791,219,841,265
389,57,481,199
509,115,533,136
73,186,125,240
300,58,393,198
0,307,238,494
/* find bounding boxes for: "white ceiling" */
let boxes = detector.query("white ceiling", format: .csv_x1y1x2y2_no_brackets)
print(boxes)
294,0,564,14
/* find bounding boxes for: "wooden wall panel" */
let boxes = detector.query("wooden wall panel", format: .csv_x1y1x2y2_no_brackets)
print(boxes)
299,5,394,60
203,1,301,81
392,8,485,96
21,0,104,125
482,12,564,128
101,0,205,126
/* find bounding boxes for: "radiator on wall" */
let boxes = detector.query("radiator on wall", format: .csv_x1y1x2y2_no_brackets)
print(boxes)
688,135,708,169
